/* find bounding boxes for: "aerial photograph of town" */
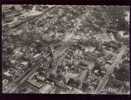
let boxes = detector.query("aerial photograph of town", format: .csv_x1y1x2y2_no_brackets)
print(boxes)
2,5,130,94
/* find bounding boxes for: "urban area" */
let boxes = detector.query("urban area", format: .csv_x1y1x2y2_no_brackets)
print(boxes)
2,5,130,94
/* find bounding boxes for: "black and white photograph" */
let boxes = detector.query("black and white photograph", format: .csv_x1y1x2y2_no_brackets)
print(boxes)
2,5,130,94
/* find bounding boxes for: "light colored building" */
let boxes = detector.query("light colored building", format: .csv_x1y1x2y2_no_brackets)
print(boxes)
39,84,53,94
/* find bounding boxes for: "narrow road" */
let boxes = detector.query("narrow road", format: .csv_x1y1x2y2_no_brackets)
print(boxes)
9,65,40,93
95,46,127,93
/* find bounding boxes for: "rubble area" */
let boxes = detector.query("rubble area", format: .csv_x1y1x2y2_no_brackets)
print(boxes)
2,5,130,94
